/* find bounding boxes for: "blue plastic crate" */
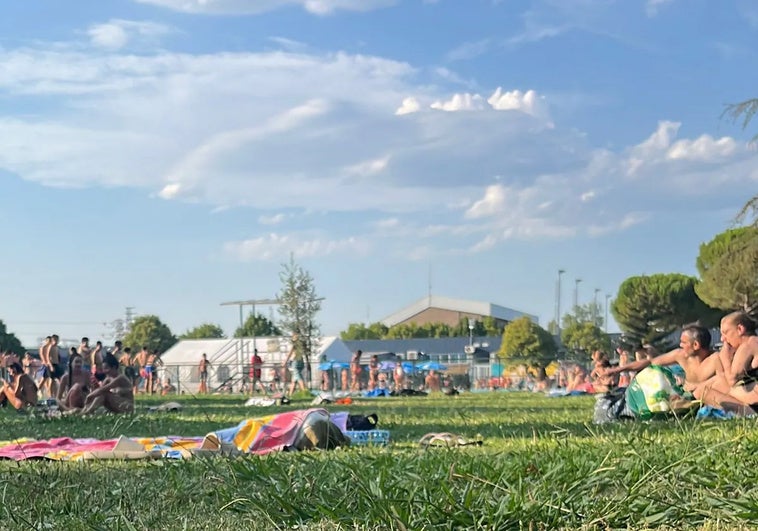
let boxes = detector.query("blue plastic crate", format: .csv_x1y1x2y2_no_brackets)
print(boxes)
345,430,390,446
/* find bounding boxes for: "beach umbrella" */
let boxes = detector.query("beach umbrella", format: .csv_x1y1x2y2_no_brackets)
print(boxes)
378,361,396,371
417,361,447,371
318,360,350,371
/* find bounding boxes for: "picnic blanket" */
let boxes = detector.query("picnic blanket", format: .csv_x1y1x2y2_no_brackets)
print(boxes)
0,408,349,461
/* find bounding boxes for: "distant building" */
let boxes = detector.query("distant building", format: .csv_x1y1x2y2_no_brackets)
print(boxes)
381,295,538,329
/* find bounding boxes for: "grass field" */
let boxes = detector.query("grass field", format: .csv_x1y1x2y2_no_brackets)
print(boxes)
1,392,757,530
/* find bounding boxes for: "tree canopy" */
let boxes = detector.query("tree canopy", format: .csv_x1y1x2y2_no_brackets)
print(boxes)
695,226,758,317
180,323,225,340
561,321,611,362
0,320,24,355
123,315,177,353
340,317,502,340
611,273,719,349
234,313,281,338
498,317,557,367
278,255,321,364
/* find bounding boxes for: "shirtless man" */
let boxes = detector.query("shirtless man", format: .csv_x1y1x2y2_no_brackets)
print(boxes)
694,311,758,415
90,341,104,375
604,325,718,391
48,334,63,396
1,362,38,410
38,336,52,397
76,354,134,415
425,369,441,392
78,337,91,370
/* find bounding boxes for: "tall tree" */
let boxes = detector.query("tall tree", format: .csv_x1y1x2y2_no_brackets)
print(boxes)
611,274,719,349
722,99,758,227
695,226,758,317
180,323,225,340
341,322,389,340
123,315,177,353
234,313,281,338
0,320,24,355
561,321,611,363
498,317,557,368
277,255,321,367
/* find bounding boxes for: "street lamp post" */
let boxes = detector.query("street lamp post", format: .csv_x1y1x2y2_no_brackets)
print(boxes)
605,294,612,333
593,288,601,324
574,278,582,310
468,318,475,347
555,269,565,339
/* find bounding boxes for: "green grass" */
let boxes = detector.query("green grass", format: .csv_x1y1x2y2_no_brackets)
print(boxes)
1,392,757,530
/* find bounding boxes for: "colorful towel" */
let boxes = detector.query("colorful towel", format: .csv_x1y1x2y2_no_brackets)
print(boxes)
0,408,348,461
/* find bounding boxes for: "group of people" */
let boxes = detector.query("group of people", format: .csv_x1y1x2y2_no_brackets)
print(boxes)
0,336,178,414
595,311,758,415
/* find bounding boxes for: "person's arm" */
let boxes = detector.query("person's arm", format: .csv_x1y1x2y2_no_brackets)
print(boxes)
56,375,68,400
726,343,752,387
606,349,681,376
89,376,123,397
40,345,50,367
693,352,721,383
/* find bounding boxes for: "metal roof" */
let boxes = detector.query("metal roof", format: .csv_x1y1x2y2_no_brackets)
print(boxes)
380,295,538,327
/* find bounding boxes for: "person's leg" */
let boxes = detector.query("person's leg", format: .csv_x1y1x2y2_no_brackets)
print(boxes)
67,384,86,409
80,393,106,415
103,393,133,413
2,387,23,410
695,378,754,415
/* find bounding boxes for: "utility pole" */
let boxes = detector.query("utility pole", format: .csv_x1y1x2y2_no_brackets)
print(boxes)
605,294,612,333
555,269,565,339
574,278,582,311
593,289,600,325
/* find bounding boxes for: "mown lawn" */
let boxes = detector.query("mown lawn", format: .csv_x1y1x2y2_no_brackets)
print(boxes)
1,392,757,530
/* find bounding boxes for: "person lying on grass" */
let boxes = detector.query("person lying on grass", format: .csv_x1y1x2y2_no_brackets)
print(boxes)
604,325,718,393
1,362,38,410
693,312,758,416
60,353,134,415
56,353,91,410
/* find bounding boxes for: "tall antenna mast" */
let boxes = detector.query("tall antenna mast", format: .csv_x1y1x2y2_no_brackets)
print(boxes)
427,261,432,304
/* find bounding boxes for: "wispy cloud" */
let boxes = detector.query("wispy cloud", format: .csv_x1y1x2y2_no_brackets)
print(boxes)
133,0,397,15
87,19,173,50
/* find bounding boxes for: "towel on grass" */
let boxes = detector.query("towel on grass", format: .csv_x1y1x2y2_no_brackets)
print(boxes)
0,408,349,461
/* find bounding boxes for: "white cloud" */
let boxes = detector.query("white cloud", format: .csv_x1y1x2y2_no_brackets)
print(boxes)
133,0,396,15
667,135,737,161
87,19,172,50
431,93,485,112
395,97,421,115
223,232,369,261
487,88,548,120
646,0,674,17
259,213,287,225
0,38,756,261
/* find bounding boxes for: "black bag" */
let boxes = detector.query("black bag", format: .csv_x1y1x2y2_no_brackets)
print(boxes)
346,413,378,431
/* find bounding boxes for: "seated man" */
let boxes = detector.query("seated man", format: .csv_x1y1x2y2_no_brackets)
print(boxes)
1,362,38,410
161,378,177,396
605,325,717,392
694,311,758,415
73,354,134,415
424,370,441,392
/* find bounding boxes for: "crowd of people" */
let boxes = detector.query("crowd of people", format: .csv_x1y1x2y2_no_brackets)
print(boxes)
0,335,176,414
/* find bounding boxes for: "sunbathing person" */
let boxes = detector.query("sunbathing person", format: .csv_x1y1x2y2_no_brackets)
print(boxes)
57,353,91,410
604,325,718,391
1,362,38,410
694,312,758,415
71,354,134,415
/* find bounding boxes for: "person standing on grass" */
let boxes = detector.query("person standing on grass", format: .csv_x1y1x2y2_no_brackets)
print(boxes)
283,333,307,395
368,355,379,390
1,362,38,410
350,350,362,391
249,349,267,395
90,341,104,375
199,353,211,394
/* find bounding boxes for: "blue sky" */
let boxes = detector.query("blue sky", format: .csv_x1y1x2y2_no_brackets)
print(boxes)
1,0,757,347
